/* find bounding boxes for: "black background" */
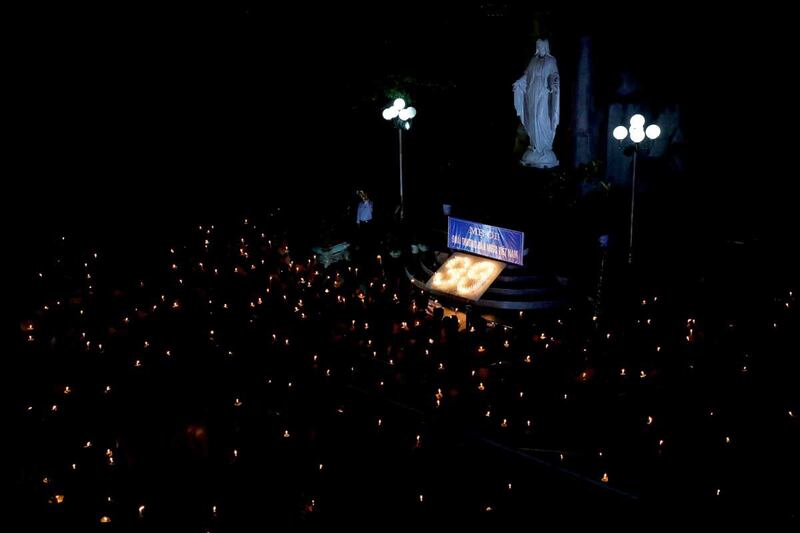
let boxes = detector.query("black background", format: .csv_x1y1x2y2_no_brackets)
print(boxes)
4,2,797,289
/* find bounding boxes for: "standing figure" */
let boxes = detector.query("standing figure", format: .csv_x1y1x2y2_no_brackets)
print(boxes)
355,189,374,256
356,190,373,227
513,38,560,168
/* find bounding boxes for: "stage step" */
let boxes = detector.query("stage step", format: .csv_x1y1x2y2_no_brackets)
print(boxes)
406,250,569,312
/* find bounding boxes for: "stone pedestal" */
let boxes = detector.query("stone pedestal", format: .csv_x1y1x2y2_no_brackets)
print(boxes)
521,146,559,169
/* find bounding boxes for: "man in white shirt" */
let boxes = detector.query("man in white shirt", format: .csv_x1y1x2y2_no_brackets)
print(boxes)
356,190,373,225
355,190,374,257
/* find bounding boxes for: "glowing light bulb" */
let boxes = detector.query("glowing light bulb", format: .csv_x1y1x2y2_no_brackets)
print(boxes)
645,124,661,139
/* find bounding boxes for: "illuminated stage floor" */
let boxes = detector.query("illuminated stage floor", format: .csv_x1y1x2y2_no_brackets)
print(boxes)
406,249,570,312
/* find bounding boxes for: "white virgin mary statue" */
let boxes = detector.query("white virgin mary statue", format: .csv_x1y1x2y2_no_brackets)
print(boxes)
513,38,560,168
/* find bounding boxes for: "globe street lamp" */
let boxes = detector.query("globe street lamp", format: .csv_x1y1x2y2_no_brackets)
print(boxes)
613,114,660,264
382,98,417,221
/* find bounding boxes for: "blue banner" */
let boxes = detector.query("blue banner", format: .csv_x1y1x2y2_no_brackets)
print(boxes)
447,217,525,266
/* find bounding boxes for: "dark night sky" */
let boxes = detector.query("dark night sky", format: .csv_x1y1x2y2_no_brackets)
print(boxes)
4,3,797,272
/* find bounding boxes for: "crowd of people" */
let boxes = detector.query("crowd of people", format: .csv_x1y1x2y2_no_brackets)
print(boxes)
11,211,799,528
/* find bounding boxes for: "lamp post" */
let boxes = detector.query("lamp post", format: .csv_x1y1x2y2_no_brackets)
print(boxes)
382,98,417,221
613,114,660,264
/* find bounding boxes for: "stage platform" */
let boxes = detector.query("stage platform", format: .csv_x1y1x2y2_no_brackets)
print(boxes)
406,247,570,312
